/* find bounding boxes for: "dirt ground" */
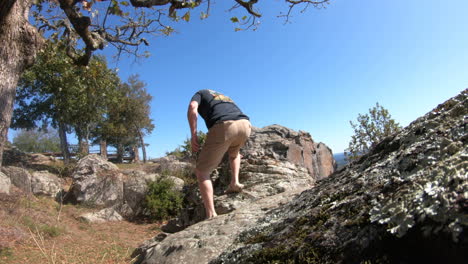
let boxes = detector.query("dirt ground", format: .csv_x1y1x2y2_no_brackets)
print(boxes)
0,190,163,264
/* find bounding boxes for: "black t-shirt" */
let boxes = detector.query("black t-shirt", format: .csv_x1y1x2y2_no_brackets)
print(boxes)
191,89,249,129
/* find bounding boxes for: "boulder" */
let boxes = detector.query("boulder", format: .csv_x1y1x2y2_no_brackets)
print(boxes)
121,170,155,219
69,154,124,207
31,171,62,197
243,125,336,180
79,207,123,223
1,166,32,193
166,176,185,192
0,172,10,194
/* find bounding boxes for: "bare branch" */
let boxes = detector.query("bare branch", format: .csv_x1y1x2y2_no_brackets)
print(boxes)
279,0,329,23
58,0,105,65
234,0,261,17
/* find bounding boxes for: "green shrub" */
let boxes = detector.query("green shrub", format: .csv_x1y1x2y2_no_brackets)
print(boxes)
145,178,184,220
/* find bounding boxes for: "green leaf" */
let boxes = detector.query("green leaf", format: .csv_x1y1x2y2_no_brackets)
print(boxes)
182,11,190,22
230,17,239,23
234,28,242,32
242,16,248,20
200,12,208,20
120,1,129,6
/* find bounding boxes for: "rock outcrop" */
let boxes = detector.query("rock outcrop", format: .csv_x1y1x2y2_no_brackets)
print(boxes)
134,89,467,264
134,125,336,263
244,125,336,180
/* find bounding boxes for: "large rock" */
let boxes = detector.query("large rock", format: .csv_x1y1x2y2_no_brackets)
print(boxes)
79,207,124,223
151,155,194,174
120,170,160,219
69,154,124,207
133,187,310,264
243,125,336,180
211,89,468,264
0,172,10,194
1,166,32,193
31,171,62,197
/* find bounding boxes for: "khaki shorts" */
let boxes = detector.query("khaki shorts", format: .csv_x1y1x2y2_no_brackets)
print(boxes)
196,119,251,174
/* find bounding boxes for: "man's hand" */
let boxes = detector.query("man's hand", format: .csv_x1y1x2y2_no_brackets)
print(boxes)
191,135,200,153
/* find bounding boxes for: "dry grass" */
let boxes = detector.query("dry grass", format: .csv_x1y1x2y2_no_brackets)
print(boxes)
0,191,162,264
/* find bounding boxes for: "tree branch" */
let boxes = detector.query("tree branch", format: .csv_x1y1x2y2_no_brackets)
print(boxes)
234,0,261,17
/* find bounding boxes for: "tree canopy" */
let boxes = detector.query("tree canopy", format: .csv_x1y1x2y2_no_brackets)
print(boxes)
12,42,154,161
30,0,331,65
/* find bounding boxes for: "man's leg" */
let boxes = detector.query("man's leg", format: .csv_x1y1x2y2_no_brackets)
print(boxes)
196,169,217,219
228,153,243,192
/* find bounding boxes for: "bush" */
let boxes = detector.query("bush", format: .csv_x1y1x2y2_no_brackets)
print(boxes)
145,178,184,220
12,128,61,153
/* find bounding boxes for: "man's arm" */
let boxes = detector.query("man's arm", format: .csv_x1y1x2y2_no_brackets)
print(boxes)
187,100,200,153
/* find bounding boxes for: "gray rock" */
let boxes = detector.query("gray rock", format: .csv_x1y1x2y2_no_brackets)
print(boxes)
69,154,124,207
166,176,185,192
0,171,10,194
122,172,151,218
133,187,310,264
79,207,123,223
1,166,32,193
152,156,194,174
31,171,62,197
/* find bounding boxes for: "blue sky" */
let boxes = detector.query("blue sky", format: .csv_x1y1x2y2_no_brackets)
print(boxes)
11,0,468,158
103,0,468,158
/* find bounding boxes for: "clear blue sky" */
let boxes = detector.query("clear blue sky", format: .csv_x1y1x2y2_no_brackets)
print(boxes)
103,0,468,158
11,0,468,158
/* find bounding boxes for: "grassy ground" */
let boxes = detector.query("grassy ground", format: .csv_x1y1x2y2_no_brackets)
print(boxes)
0,191,163,264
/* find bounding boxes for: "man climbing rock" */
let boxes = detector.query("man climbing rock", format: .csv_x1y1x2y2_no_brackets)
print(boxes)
187,89,251,219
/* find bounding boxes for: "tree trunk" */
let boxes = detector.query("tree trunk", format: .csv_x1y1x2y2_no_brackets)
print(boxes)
58,121,70,163
78,139,89,156
135,126,147,163
100,139,107,159
76,130,89,156
116,143,124,163
0,0,43,168
132,145,140,163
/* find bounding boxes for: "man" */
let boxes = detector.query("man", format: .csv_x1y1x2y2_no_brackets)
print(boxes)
187,89,251,219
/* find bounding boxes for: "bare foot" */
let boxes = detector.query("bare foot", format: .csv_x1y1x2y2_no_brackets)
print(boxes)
206,214,217,221
226,183,244,194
